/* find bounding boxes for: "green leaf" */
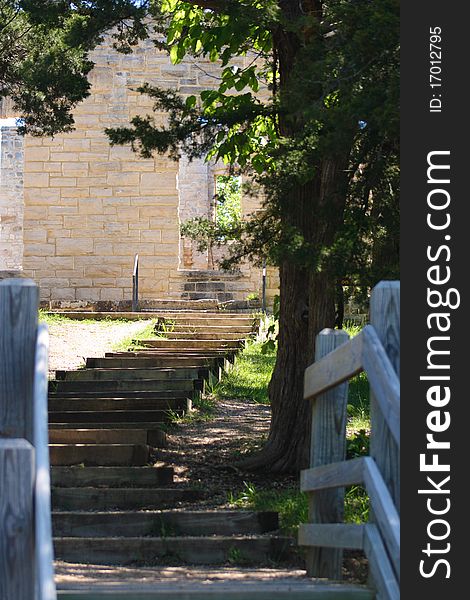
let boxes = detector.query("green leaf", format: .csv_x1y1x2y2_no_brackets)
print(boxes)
234,78,246,92
170,44,180,64
185,95,197,109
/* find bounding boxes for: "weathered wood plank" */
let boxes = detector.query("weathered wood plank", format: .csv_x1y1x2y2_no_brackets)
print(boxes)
52,510,279,538
362,326,400,447
0,438,35,600
33,324,57,600
306,329,350,579
363,458,400,581
299,524,365,550
52,487,203,511
52,535,295,565
304,330,363,401
364,525,400,600
0,279,39,442
369,282,400,513
301,457,365,493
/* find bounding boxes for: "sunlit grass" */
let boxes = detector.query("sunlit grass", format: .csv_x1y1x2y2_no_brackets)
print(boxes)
214,340,276,404
38,310,134,327
111,319,158,351
228,480,369,536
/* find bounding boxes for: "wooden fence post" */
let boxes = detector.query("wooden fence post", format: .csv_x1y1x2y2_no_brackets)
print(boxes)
369,281,400,512
0,278,39,597
0,438,35,600
0,278,39,443
306,328,350,579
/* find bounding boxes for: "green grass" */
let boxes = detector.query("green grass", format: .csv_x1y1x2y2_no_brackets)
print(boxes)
228,481,369,536
228,482,308,536
214,340,276,404
343,322,370,434
38,310,134,327
345,485,370,524
167,393,217,426
111,319,159,351
347,371,370,432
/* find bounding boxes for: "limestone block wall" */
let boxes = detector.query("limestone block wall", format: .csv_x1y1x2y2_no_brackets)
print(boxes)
0,125,24,270
21,37,184,302
2,32,277,304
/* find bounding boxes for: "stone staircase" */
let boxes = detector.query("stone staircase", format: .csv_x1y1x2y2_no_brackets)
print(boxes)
49,310,374,599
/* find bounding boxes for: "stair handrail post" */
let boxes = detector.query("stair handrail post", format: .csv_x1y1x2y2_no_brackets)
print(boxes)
369,281,400,512
306,328,350,579
0,279,39,599
33,323,57,600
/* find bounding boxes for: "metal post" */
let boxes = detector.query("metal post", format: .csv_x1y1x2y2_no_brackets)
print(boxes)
262,260,267,313
132,254,139,312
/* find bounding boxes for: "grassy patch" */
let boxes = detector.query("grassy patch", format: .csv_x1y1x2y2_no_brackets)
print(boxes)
343,322,370,434
345,485,370,524
111,319,159,351
228,482,308,536
347,371,370,433
167,393,217,426
38,310,134,327
228,480,369,536
214,340,276,404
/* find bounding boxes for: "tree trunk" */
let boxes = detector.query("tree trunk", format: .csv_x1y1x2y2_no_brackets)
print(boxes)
240,154,349,472
239,0,350,473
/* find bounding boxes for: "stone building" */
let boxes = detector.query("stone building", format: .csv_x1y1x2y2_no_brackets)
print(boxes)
0,34,278,307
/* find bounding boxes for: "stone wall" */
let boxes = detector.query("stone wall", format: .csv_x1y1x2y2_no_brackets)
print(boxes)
2,34,279,306
0,125,24,270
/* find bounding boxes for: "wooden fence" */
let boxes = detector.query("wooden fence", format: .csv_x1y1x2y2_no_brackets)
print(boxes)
299,281,400,600
0,279,57,600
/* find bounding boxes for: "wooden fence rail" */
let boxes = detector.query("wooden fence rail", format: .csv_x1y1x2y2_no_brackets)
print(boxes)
0,279,57,600
299,281,400,600
34,323,57,600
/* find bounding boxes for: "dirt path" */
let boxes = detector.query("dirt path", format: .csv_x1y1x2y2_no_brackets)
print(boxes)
157,399,297,505
46,319,153,375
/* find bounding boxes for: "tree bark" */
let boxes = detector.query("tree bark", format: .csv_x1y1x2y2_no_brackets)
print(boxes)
238,0,351,473
239,170,346,473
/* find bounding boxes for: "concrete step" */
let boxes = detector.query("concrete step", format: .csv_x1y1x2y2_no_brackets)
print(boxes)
55,367,208,382
53,535,295,565
49,444,150,467
49,428,167,447
138,300,221,311
48,410,176,424
51,466,174,488
49,397,190,413
51,379,197,393
56,582,374,599
52,511,279,538
52,487,203,510
136,339,243,350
